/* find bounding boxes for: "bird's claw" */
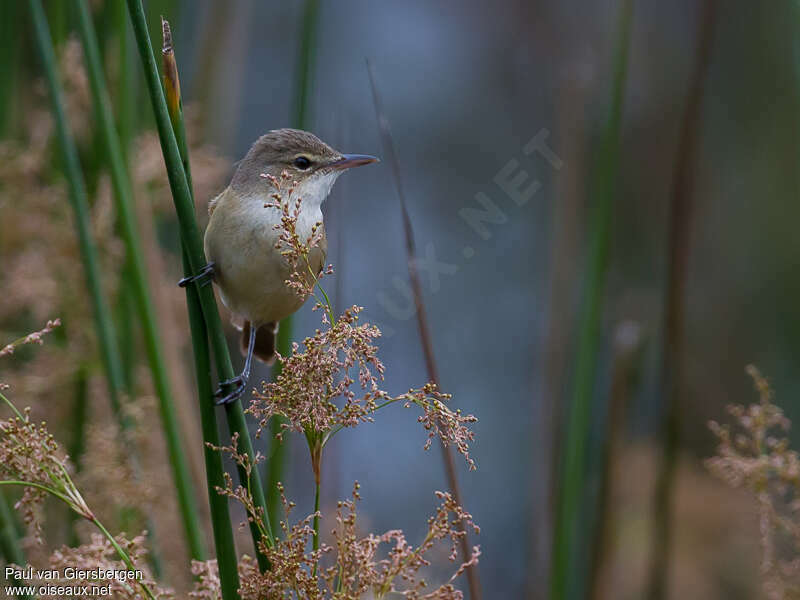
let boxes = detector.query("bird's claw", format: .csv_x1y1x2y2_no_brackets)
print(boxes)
214,374,247,405
178,262,215,288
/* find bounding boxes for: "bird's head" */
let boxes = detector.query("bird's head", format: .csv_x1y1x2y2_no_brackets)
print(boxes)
231,128,378,206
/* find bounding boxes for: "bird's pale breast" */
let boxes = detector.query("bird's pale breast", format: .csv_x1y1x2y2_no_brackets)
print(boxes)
204,187,326,326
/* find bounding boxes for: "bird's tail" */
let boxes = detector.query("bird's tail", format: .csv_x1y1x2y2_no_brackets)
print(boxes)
241,320,277,365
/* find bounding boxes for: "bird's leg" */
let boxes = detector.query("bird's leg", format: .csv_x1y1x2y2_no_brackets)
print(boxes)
214,322,256,405
178,262,216,288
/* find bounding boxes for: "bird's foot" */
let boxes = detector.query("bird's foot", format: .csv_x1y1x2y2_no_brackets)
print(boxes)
214,373,248,405
178,262,215,288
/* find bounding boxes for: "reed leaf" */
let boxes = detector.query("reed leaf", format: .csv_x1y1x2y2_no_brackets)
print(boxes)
125,0,273,570
549,1,634,598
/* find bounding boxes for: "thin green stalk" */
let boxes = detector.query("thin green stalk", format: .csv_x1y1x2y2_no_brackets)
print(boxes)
304,427,323,566
27,0,126,430
291,0,319,129
113,0,139,398
0,492,32,599
162,19,242,599
125,0,272,569
28,2,165,572
185,257,242,600
0,1,22,138
72,0,205,562
313,481,321,551
46,0,69,53
267,0,321,536
66,365,89,546
312,471,321,578
117,263,137,394
549,1,633,599
111,0,137,359
113,0,135,164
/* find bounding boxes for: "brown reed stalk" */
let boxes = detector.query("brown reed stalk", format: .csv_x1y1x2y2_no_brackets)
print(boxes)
366,58,481,600
647,1,717,598
589,322,644,600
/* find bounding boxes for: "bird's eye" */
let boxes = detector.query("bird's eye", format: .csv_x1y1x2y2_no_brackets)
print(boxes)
293,156,312,170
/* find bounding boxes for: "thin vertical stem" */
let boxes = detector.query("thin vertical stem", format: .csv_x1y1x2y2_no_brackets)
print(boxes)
185,255,242,600
647,2,716,598
125,0,273,570
549,1,634,598
27,0,126,431
73,0,205,562
312,474,321,558
162,19,243,599
113,0,135,164
366,60,481,600
589,322,643,600
66,364,89,546
0,0,22,138
292,0,319,129
112,0,139,398
0,492,31,599
529,66,590,600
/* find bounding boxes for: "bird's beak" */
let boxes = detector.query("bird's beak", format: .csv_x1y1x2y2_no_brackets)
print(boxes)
328,154,379,170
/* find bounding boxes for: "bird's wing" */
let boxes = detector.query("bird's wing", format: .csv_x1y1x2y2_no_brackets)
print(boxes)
207,187,229,216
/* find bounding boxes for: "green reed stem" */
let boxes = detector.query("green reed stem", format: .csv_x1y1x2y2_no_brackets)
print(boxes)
292,0,319,129
185,259,242,599
111,1,140,397
29,1,165,571
66,365,89,546
0,1,21,138
267,0,321,536
73,0,205,563
27,0,127,431
549,1,633,598
312,476,321,566
125,0,272,570
161,19,243,598
0,492,32,599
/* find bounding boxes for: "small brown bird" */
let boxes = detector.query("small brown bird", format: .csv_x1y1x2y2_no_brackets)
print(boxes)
180,129,377,403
